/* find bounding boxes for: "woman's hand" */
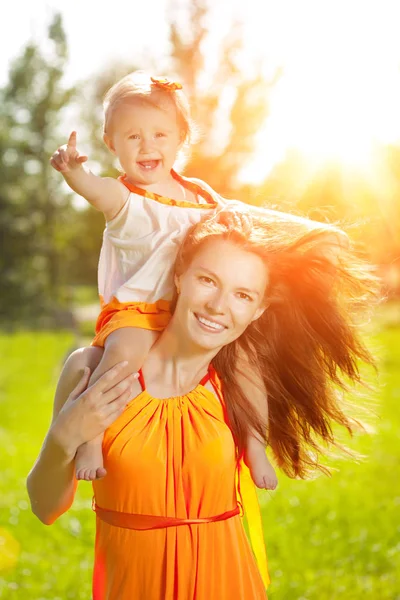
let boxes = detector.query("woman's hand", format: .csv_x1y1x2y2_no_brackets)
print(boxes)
50,361,137,458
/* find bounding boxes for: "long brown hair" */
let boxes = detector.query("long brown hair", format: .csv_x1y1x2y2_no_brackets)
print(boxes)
175,209,380,478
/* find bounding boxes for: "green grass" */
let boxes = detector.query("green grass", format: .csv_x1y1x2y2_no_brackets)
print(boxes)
0,327,399,599
69,285,98,308
0,333,94,599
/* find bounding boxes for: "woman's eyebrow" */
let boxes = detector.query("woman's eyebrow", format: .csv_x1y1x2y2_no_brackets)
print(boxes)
238,287,260,297
197,267,260,296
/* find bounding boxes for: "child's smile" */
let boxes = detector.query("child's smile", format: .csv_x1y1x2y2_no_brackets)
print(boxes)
104,100,183,187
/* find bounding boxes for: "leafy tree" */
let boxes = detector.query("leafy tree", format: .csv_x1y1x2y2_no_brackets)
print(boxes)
0,14,76,326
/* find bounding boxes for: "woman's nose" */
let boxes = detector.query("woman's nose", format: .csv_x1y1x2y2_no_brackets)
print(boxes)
206,291,227,314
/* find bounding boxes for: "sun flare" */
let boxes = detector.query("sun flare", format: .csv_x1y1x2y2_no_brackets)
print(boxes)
239,0,400,183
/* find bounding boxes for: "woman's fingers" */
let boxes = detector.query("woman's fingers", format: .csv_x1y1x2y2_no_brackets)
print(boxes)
88,361,129,396
104,385,135,427
69,367,91,402
100,373,138,408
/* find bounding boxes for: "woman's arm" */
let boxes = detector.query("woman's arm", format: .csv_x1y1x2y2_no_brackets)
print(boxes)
27,351,136,525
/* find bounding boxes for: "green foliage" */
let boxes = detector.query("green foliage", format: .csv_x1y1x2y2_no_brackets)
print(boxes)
0,14,77,326
0,325,399,598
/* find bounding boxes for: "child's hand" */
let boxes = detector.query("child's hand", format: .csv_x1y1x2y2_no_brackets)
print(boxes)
50,131,88,173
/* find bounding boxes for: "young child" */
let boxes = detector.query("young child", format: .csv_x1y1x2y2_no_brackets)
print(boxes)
50,71,341,487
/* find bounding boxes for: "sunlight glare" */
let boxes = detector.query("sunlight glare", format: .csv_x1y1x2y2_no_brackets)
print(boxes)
239,0,400,182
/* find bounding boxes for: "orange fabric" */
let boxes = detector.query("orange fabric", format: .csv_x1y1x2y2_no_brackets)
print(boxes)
211,369,270,590
118,169,217,209
93,501,241,529
91,296,171,347
92,367,269,599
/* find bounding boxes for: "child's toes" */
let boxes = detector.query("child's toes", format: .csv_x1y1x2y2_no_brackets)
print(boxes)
96,467,107,479
76,468,85,481
253,474,266,489
264,476,277,490
83,469,91,481
88,469,98,481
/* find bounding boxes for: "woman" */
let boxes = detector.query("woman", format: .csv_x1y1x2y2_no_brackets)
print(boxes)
27,209,377,599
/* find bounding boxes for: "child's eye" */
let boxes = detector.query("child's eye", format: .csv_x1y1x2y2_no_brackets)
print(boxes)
129,134,140,140
155,132,166,138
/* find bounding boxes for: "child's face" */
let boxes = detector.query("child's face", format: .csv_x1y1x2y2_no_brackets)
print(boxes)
104,99,183,185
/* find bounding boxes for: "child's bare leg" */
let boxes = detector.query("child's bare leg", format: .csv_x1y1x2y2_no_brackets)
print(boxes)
75,327,159,482
236,352,278,490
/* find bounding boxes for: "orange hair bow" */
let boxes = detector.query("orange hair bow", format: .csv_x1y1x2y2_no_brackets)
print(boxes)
150,77,183,92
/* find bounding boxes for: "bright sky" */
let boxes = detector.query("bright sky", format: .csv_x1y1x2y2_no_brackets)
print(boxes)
2,0,400,182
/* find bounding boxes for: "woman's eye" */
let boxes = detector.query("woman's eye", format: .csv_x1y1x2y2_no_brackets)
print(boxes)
237,292,252,301
199,276,214,285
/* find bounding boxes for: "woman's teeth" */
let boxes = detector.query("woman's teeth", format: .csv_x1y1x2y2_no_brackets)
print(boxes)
196,315,225,331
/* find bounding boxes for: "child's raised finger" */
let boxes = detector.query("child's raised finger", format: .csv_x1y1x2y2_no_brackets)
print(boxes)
68,131,77,148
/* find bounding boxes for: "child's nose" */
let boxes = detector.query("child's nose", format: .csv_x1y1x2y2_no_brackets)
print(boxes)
140,137,153,152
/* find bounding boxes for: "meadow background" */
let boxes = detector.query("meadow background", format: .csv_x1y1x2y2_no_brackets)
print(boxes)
1,311,399,599
1,1,400,598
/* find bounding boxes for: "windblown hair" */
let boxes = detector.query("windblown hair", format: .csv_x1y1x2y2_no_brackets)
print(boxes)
175,208,380,478
103,70,193,143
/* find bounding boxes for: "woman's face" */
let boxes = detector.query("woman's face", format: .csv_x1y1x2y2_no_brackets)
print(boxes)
174,238,269,351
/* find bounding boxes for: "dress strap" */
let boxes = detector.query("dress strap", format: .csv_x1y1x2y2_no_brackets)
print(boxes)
137,369,146,392
199,369,211,386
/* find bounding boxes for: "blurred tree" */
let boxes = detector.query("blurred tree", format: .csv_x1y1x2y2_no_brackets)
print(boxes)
169,0,279,199
0,13,77,326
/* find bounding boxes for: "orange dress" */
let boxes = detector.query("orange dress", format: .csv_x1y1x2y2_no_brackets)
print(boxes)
92,367,269,599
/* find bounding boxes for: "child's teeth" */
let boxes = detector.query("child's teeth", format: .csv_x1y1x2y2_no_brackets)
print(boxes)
140,160,158,169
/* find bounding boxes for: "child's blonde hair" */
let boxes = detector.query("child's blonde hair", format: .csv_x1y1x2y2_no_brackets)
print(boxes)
103,71,193,144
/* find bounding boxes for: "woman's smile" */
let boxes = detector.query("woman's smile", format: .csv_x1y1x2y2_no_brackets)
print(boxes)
194,312,228,333
174,238,269,351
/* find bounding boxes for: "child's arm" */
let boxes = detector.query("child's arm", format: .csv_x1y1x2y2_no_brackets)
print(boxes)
50,131,128,221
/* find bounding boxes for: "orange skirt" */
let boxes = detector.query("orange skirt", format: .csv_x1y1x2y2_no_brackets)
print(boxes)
91,297,172,347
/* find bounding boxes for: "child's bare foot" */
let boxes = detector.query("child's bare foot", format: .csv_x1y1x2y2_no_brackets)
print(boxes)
244,441,278,490
75,437,106,481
